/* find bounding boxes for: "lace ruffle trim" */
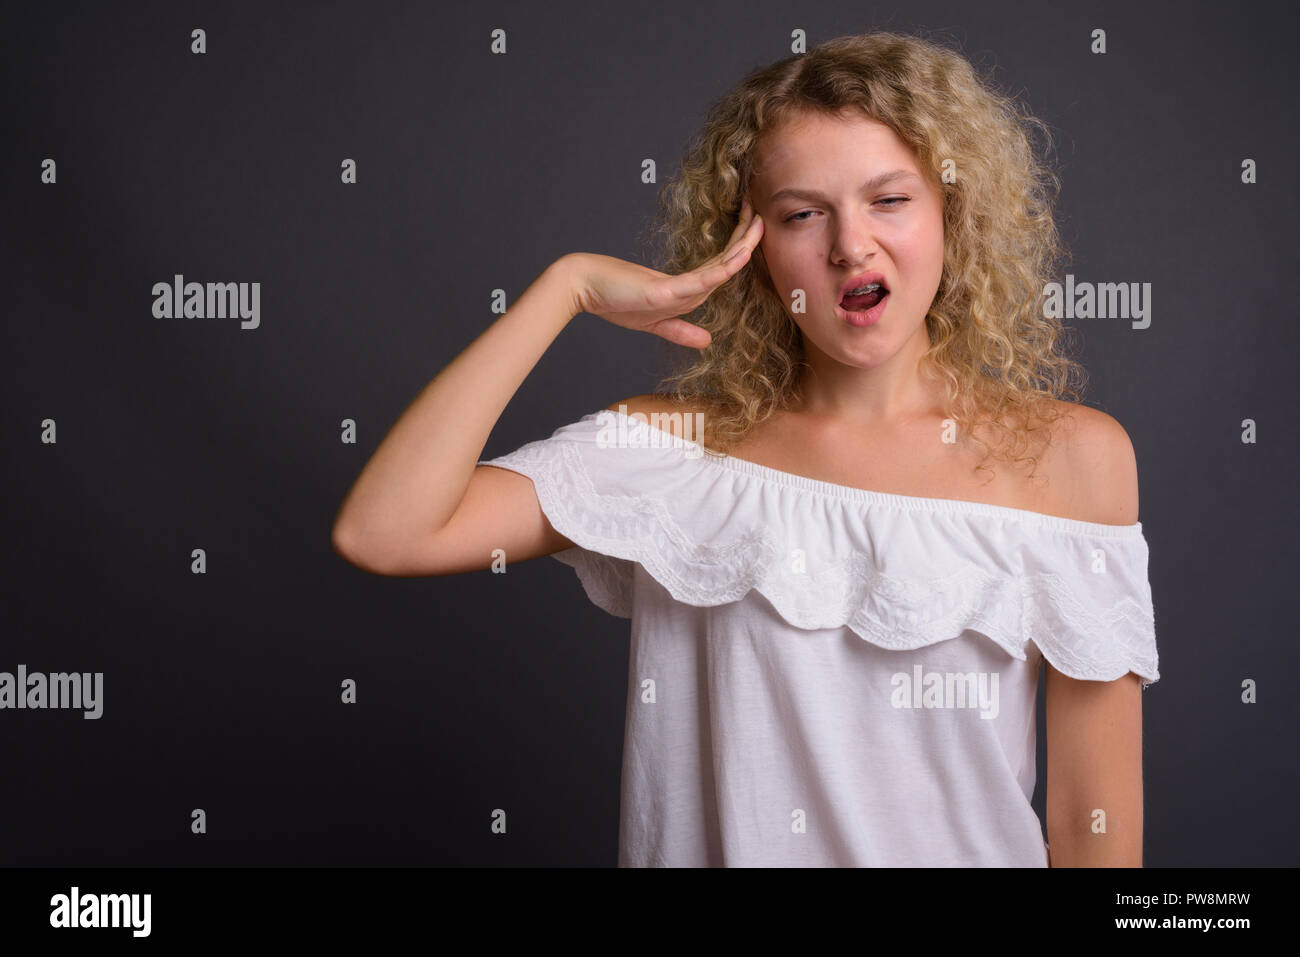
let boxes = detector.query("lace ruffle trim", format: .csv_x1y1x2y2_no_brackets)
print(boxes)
493,440,1160,689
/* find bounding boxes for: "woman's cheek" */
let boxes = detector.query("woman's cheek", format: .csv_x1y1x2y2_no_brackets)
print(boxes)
764,265,795,313
770,263,809,315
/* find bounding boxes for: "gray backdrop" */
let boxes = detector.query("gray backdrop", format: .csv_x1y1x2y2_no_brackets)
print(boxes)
3,0,1296,866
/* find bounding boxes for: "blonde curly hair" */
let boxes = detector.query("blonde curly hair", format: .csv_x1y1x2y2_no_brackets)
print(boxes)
641,30,1087,480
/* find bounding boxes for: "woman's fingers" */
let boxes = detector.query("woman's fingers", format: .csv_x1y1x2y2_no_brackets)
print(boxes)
655,217,761,310
725,214,763,263
697,211,763,286
716,198,760,263
639,201,763,335
723,207,763,266
651,316,713,350
664,202,762,290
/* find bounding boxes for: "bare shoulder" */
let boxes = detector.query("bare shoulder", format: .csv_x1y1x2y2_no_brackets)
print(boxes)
604,393,701,441
1043,400,1140,526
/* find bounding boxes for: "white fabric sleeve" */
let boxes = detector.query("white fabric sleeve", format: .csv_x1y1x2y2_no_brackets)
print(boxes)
478,409,1160,688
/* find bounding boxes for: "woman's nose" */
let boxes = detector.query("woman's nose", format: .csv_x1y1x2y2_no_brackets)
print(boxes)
831,216,880,265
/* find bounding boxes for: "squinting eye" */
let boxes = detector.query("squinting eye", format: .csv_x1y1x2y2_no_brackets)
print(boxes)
782,197,910,223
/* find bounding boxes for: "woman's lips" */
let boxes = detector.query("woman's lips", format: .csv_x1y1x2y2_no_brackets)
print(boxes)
837,272,888,301
836,291,889,327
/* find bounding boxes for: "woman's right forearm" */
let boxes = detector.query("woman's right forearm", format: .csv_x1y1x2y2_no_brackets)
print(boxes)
332,254,583,556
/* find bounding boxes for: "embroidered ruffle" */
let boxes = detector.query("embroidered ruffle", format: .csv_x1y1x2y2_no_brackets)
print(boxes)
479,410,1160,689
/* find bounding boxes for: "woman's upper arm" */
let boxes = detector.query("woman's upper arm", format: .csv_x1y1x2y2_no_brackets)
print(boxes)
1044,664,1145,865
334,464,576,577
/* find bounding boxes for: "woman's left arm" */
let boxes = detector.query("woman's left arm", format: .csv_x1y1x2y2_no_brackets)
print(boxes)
1044,406,1146,866
1044,667,1145,866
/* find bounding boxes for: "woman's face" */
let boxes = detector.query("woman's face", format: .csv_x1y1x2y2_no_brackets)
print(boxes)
750,109,945,371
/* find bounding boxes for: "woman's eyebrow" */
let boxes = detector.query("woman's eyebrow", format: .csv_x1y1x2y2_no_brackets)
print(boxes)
767,169,920,203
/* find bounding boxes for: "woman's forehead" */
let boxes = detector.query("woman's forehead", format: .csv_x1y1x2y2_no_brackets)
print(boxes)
753,114,918,194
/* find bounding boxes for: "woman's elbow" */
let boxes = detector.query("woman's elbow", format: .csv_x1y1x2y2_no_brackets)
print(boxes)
332,521,397,575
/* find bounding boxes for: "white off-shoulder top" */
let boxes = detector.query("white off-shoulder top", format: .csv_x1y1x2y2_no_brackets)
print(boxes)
478,409,1160,867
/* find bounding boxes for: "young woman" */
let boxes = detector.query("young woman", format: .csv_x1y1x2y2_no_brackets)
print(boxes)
332,31,1159,868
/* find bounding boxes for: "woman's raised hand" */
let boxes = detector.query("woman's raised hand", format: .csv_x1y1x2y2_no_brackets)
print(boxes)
566,199,764,349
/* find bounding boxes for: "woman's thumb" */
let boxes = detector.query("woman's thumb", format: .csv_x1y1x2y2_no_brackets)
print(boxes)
653,317,712,350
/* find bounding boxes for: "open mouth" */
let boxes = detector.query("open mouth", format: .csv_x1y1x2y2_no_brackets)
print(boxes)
839,280,889,313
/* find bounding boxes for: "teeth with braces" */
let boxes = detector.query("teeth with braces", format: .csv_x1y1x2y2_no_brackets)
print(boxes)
846,282,881,295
